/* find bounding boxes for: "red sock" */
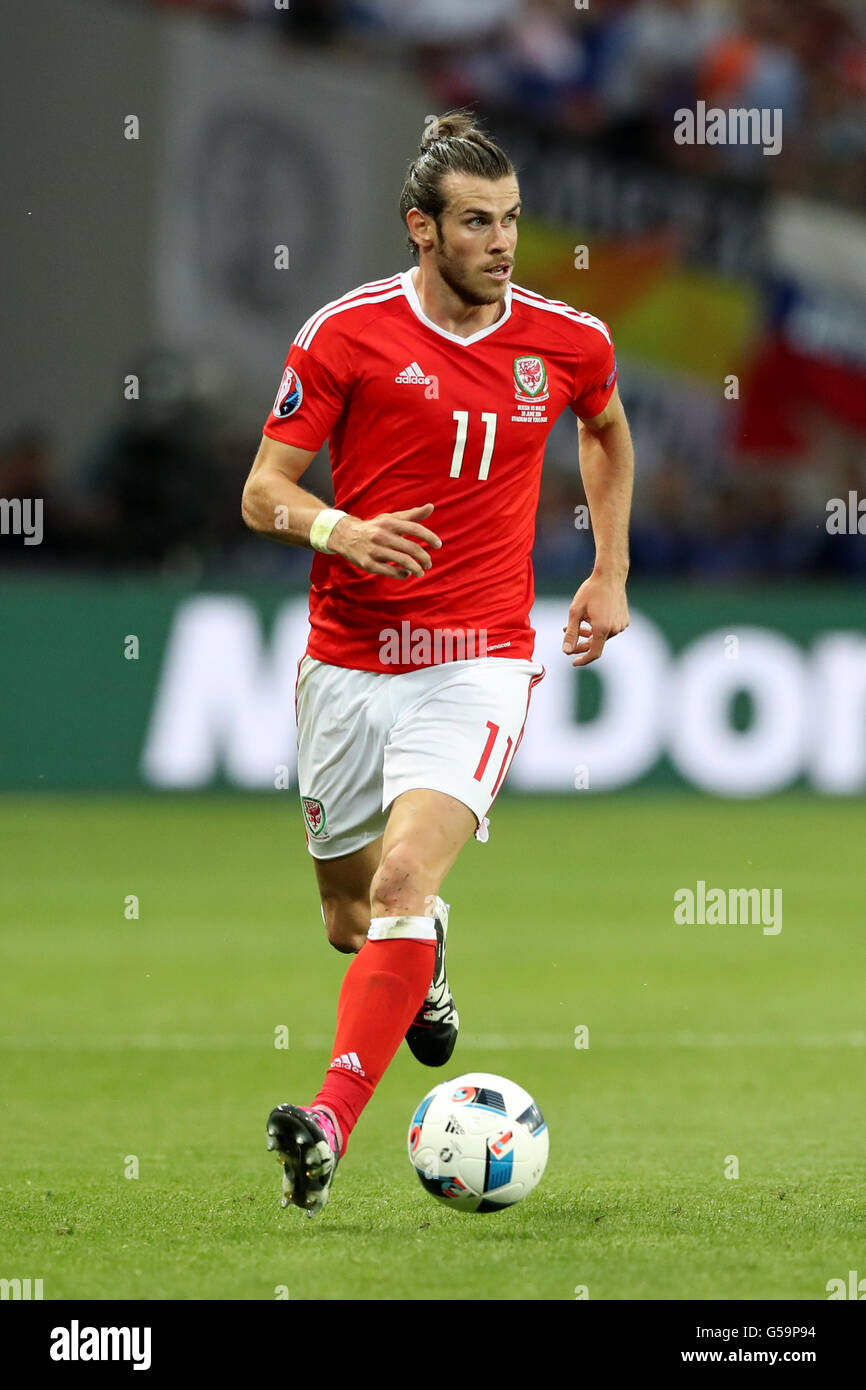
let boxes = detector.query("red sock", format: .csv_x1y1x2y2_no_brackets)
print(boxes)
313,937,435,1155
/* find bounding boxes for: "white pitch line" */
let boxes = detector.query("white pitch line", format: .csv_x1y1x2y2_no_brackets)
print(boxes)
0,1031,864,1051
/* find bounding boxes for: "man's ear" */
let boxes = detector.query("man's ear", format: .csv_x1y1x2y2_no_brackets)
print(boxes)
406,207,435,254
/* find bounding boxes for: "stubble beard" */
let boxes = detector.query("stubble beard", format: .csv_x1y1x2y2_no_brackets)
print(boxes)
434,236,506,308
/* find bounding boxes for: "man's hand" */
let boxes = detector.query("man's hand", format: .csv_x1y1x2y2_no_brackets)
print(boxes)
329,503,442,579
562,573,629,666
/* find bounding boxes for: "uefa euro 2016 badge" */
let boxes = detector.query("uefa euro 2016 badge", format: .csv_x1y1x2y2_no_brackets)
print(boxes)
512,355,549,423
301,796,329,839
274,365,304,417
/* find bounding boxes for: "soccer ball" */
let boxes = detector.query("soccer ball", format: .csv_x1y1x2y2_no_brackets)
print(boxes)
407,1071,549,1213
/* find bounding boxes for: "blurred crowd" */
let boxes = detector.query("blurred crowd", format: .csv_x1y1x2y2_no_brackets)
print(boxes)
3,350,863,583
151,0,866,205
3,0,862,583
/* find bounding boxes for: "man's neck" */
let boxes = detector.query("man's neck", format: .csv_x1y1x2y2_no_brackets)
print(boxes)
411,267,505,339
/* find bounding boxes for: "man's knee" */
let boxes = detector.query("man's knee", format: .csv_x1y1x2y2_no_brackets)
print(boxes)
321,896,368,954
370,842,432,918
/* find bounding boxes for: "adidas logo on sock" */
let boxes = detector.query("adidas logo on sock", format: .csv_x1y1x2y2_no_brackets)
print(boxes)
329,1050,366,1076
394,361,431,385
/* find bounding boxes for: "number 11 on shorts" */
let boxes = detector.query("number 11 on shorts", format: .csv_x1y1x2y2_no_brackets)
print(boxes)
472,720,514,797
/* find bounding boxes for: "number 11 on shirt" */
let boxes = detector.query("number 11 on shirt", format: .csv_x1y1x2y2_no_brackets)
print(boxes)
450,411,497,481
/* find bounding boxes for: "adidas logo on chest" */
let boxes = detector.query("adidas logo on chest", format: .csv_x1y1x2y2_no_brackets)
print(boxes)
394,360,432,385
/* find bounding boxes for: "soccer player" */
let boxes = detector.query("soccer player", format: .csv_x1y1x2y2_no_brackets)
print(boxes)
241,111,633,1215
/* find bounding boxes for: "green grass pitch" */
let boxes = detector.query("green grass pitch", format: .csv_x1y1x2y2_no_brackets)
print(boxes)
1,791,864,1301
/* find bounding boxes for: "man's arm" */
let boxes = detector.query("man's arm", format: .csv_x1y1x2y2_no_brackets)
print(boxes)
241,434,442,579
562,385,633,666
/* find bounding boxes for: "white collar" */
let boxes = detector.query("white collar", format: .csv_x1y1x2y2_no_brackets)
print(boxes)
401,268,512,346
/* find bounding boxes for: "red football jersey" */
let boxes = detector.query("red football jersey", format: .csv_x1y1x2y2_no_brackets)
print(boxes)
263,269,618,673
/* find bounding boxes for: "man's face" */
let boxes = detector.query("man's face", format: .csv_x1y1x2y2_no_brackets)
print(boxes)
428,173,521,306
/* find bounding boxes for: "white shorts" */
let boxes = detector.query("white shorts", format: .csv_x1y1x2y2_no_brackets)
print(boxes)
295,655,544,860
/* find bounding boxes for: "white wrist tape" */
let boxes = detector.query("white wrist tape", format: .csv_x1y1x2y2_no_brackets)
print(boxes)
309,508,348,554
